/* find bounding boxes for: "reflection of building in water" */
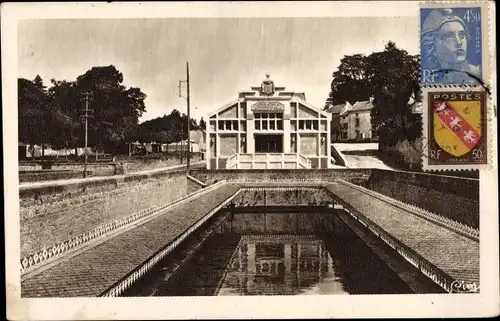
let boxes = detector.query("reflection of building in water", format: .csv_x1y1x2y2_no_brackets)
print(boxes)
218,235,335,296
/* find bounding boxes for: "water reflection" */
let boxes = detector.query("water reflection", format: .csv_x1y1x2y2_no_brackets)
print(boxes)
218,235,347,295
128,211,416,296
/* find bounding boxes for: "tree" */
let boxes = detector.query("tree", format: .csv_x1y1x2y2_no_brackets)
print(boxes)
74,65,147,155
18,66,148,157
47,79,82,154
326,54,371,105
18,77,51,157
367,42,420,150
33,75,46,92
325,42,421,150
199,117,206,130
190,118,199,130
138,109,199,145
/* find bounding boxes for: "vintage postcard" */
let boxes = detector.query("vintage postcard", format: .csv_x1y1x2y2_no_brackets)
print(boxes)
2,1,498,320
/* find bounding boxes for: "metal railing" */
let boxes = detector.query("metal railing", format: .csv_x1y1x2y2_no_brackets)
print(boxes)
225,153,311,169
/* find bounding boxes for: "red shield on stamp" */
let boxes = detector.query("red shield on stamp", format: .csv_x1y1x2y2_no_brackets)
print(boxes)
432,99,482,157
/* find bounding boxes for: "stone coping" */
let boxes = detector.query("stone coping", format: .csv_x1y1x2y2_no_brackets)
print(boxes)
368,169,479,200
190,168,371,175
339,179,479,241
186,174,207,187
19,162,205,197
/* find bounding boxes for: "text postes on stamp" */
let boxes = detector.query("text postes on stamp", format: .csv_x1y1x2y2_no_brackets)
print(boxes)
422,87,489,170
420,7,483,85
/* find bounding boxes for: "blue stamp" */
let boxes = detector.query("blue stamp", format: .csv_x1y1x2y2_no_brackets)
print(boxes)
420,7,482,84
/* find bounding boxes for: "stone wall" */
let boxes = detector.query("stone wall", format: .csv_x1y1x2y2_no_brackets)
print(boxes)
123,154,202,173
231,188,333,206
366,169,479,228
19,164,117,182
190,168,479,228
18,155,203,182
19,170,92,183
20,168,202,257
189,169,372,185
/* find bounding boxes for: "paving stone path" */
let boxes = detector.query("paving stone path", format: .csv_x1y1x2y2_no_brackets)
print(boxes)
21,184,240,297
324,182,479,285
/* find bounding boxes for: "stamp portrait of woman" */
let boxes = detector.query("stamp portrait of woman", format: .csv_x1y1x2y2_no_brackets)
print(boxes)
421,8,481,84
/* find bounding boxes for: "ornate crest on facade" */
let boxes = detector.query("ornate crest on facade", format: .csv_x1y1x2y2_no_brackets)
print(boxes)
260,74,275,96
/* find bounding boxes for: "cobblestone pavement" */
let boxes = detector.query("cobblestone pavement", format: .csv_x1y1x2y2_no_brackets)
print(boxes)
324,183,479,285
21,184,240,297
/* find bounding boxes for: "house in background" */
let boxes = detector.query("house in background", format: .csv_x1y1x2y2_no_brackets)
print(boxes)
325,102,352,141
167,139,200,153
326,98,375,141
189,129,206,153
342,98,375,140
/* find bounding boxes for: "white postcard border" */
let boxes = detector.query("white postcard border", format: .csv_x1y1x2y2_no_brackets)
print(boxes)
3,1,498,319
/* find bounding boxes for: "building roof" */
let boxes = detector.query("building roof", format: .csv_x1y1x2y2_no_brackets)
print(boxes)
209,75,326,119
326,104,345,114
189,129,206,142
350,100,374,112
410,101,423,114
168,139,198,146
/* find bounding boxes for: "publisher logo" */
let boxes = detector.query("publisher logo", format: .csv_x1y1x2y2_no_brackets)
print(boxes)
450,280,480,293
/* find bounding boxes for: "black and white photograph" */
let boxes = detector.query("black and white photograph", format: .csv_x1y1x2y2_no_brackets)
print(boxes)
3,1,498,319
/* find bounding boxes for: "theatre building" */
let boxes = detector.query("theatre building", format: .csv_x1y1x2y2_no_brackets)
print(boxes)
206,75,333,169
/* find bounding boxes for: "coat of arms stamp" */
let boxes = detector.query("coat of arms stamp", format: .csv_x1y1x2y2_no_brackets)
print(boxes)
421,86,489,170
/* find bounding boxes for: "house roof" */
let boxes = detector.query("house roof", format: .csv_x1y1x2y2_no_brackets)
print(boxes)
326,104,345,114
350,100,374,112
294,98,331,119
189,129,206,142
410,102,423,114
207,98,241,118
167,139,198,146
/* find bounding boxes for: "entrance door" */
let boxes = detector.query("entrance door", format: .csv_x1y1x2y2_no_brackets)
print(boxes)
255,134,283,153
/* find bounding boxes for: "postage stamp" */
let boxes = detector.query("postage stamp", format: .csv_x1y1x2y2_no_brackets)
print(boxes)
420,4,488,85
421,86,490,170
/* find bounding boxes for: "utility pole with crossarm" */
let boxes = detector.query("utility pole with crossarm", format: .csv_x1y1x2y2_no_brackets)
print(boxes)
178,62,191,174
80,92,94,178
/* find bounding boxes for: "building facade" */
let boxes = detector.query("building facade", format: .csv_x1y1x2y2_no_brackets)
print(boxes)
206,75,332,169
189,129,206,153
327,99,375,141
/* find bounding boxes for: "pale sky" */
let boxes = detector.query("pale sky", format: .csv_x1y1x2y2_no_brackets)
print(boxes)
18,17,418,123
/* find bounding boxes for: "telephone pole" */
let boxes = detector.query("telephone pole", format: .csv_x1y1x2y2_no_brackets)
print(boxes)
179,62,191,174
80,92,93,178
